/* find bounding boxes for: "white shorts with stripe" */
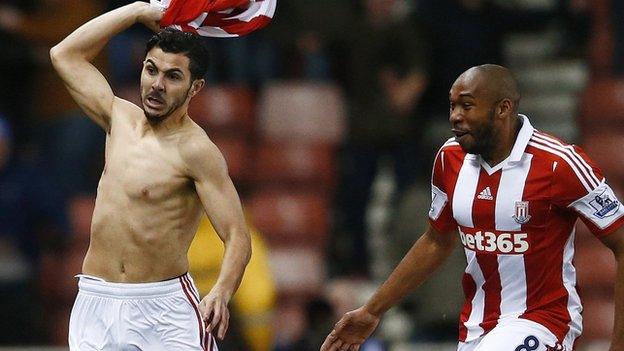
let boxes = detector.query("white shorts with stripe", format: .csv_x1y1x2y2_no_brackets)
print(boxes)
68,273,217,351
458,319,566,351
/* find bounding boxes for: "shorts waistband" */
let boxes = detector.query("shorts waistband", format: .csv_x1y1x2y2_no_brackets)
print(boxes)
76,273,197,299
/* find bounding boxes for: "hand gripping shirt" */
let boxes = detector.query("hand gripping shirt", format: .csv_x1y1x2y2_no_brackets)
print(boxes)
428,115,624,348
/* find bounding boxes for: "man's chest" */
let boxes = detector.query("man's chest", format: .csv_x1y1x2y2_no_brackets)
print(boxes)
447,156,555,232
103,132,192,202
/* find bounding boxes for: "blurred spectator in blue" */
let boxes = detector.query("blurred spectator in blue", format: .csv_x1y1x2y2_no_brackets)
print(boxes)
0,1,107,197
331,0,431,277
275,297,386,351
0,115,68,343
0,0,103,123
417,0,550,117
106,0,154,86
611,0,624,76
204,31,278,86
266,0,355,81
557,0,590,58
36,112,106,198
0,1,37,146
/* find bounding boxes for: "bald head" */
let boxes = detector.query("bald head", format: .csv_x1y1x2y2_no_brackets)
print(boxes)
455,64,521,112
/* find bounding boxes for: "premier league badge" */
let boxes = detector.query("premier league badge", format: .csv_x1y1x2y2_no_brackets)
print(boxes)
590,190,620,219
512,201,531,224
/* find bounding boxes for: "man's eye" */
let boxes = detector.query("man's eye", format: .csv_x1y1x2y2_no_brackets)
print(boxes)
147,67,156,75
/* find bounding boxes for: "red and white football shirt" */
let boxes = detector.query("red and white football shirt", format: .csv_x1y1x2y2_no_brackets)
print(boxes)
428,115,624,348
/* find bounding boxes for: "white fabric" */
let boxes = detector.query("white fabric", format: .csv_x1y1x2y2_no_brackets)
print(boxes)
457,319,563,351
68,274,216,351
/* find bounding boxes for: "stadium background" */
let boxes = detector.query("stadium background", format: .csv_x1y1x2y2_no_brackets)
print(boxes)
0,0,621,350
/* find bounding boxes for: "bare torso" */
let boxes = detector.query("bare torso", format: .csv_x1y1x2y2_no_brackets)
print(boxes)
82,99,206,282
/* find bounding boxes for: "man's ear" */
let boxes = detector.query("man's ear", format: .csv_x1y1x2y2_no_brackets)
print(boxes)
189,79,205,99
498,98,513,118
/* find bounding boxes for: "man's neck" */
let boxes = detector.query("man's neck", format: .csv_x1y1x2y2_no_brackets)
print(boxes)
143,110,188,136
482,115,522,166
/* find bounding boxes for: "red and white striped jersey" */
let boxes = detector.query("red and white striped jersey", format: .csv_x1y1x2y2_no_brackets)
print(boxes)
428,115,624,347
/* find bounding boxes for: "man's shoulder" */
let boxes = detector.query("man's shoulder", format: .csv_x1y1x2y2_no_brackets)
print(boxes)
110,97,143,127
437,137,463,154
177,123,223,167
526,130,587,163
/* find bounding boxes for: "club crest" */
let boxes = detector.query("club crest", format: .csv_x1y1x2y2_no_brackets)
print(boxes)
512,201,531,224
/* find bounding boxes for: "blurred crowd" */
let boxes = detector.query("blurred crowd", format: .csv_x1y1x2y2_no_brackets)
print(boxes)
0,0,620,349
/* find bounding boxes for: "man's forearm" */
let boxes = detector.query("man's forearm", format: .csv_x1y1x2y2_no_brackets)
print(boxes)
212,229,251,299
52,2,146,61
364,228,455,316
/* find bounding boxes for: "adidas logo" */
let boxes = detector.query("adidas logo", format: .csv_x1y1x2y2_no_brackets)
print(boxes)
477,187,494,200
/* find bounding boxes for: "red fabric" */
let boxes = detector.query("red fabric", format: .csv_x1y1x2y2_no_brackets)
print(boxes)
161,0,251,27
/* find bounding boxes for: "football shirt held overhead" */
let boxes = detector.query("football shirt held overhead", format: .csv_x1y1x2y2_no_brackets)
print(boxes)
150,0,276,37
428,115,624,348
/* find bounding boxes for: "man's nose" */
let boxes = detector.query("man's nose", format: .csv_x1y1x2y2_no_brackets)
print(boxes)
449,106,463,124
152,75,165,91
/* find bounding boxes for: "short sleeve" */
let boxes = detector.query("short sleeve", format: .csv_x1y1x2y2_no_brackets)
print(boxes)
552,145,624,237
428,148,458,234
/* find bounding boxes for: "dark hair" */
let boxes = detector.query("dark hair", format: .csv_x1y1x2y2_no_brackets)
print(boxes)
145,28,211,81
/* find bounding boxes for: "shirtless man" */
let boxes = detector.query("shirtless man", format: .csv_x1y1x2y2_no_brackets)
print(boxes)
50,3,251,350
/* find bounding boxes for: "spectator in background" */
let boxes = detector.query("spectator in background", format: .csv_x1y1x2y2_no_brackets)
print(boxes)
189,216,277,351
417,0,550,118
277,297,386,351
331,0,431,277
0,1,37,146
266,0,355,81
0,0,108,198
0,116,68,343
105,0,156,87
610,0,624,76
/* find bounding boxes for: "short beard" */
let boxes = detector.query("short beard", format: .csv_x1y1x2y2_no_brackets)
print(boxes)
466,108,498,158
143,85,192,124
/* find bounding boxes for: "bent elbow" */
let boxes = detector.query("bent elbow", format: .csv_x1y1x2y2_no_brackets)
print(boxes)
49,45,63,68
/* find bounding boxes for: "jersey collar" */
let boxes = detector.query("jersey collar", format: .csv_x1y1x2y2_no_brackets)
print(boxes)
467,114,535,175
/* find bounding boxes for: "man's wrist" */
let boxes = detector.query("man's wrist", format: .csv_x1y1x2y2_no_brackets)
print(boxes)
362,300,386,318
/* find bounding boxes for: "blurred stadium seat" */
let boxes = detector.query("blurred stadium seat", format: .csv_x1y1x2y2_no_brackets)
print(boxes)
210,134,252,183
257,81,346,144
268,246,326,296
587,0,613,76
575,229,616,295
188,85,256,135
579,79,624,133
252,141,336,190
581,133,624,182
246,189,330,247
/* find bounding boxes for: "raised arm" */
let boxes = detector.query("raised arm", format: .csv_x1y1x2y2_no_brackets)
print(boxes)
321,224,457,351
182,135,252,340
49,2,162,132
602,227,624,351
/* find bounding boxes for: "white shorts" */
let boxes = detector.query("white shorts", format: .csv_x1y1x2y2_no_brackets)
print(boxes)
457,319,567,351
68,273,217,351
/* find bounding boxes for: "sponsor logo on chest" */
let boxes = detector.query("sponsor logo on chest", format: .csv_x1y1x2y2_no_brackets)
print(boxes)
459,227,529,254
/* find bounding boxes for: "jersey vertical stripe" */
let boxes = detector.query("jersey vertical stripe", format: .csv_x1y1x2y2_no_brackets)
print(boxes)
562,230,582,346
453,157,480,227
463,249,486,340
495,154,532,320
453,155,484,341
473,169,502,334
